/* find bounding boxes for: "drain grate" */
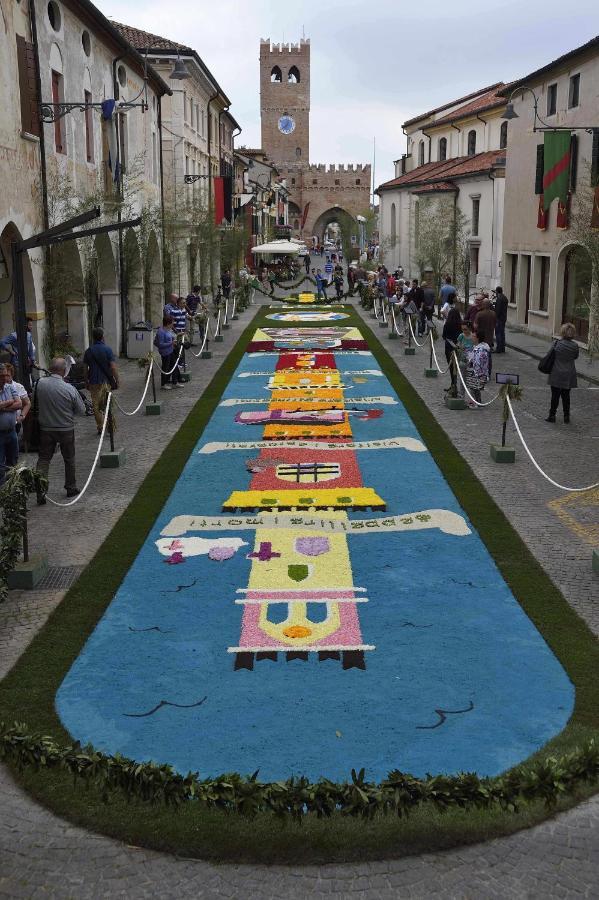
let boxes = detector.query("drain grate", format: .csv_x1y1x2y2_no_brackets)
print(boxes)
35,565,83,590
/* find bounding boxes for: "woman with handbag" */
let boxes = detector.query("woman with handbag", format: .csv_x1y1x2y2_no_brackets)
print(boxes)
544,322,579,423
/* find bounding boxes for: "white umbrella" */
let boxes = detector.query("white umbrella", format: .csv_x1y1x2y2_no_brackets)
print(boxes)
251,240,301,255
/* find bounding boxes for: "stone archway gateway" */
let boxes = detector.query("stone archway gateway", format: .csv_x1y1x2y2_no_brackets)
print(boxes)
0,222,37,337
311,206,356,247
561,244,592,342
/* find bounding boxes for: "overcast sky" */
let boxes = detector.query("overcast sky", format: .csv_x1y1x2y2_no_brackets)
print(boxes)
97,0,597,191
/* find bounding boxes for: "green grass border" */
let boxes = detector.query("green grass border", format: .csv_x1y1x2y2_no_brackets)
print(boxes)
1,301,598,864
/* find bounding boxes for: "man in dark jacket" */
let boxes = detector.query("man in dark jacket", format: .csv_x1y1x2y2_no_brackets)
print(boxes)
474,299,496,346
494,286,509,353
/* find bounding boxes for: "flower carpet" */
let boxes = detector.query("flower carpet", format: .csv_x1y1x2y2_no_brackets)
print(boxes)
56,318,574,783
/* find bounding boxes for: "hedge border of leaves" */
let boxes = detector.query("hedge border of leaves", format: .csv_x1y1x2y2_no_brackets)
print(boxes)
1,723,597,820
0,467,47,603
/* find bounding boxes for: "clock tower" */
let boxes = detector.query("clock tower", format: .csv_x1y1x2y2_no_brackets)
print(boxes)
260,38,310,167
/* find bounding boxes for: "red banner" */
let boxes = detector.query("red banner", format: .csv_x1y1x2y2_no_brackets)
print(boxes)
213,176,225,226
537,194,548,230
301,202,310,230
557,194,570,230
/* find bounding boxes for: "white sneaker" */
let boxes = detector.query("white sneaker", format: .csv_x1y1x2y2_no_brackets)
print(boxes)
162,384,172,391
174,382,185,388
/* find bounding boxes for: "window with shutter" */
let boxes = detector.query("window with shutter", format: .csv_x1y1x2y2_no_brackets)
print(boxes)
569,133,578,193
16,35,40,137
535,144,544,195
591,130,599,187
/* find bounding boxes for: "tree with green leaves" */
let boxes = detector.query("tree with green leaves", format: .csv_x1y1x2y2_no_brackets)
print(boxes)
562,164,599,358
413,196,470,301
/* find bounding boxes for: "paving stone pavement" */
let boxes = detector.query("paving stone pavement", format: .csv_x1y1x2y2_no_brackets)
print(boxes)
1,290,599,898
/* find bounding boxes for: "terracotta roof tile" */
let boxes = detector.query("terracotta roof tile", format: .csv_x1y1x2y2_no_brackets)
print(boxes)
111,21,193,53
402,83,503,128
411,182,457,194
430,84,507,127
377,150,506,193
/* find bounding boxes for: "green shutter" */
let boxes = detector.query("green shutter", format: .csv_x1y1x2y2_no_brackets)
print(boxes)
591,130,599,187
535,144,544,195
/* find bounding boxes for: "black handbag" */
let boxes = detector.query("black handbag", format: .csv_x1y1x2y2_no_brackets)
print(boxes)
538,340,557,375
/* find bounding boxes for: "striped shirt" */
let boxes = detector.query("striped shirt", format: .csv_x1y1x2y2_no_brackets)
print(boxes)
164,303,187,334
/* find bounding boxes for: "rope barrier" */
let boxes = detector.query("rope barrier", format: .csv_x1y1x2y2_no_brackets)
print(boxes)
408,317,430,348
45,393,113,507
223,297,229,326
454,356,500,406
390,307,404,337
112,362,154,416
157,342,184,376
506,396,599,493
430,338,452,376
190,320,210,358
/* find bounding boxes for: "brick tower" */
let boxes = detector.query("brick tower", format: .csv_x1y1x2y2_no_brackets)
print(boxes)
260,39,310,167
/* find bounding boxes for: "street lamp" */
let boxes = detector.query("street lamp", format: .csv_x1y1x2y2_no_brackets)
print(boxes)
502,86,596,133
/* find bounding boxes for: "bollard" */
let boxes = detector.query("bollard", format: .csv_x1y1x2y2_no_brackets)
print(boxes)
405,318,416,355
7,487,48,589
425,333,437,377
490,388,516,463
146,364,162,415
100,409,126,468
490,420,515,463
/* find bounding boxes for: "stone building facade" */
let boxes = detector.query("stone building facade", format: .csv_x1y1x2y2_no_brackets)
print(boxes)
259,38,370,243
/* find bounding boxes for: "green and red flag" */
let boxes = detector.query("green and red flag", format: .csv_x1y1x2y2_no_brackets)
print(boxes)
543,131,571,211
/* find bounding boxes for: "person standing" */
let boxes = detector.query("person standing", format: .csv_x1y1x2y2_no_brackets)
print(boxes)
83,327,119,435
0,318,36,377
35,358,86,501
474,299,496,349
545,323,579,424
455,322,474,398
442,307,462,392
438,276,456,317
421,282,436,335
465,331,490,408
5,363,30,436
324,257,334,284
315,269,328,301
154,316,182,390
0,363,22,485
221,269,232,300
494,286,509,353
304,252,310,274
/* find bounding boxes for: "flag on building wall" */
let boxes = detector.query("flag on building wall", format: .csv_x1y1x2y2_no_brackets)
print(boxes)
537,195,548,230
101,99,120,184
543,131,571,211
223,176,233,224
556,194,570,230
301,202,310,230
214,176,225,225
591,186,599,230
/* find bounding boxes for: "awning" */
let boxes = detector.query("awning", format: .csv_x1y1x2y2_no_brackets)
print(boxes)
251,240,301,255
235,193,255,208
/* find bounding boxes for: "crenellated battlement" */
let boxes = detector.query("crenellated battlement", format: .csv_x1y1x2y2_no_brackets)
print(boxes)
260,38,310,52
305,163,371,174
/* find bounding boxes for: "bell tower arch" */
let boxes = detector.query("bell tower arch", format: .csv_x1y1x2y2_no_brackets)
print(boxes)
260,38,310,167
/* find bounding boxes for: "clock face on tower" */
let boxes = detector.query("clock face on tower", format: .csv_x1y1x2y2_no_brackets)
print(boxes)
278,114,296,135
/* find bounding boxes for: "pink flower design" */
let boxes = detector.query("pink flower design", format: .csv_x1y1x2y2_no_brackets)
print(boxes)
209,546,237,562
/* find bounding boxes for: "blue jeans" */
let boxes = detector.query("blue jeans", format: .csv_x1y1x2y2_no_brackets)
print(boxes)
0,428,18,484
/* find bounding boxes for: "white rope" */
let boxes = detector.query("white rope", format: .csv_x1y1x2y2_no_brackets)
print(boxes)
373,296,381,320
381,299,388,324
223,297,229,325
455,355,500,406
112,362,154,416
190,319,210,358
157,342,184,376
231,297,237,319
506,396,599,493
390,307,404,336
45,393,113,507
213,309,222,338
408,316,429,348
430,338,452,375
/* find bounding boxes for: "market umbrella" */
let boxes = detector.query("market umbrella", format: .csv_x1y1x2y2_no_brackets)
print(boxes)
251,240,301,254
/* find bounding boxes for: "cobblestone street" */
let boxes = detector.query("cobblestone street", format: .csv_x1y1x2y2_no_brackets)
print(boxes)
0,291,598,897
